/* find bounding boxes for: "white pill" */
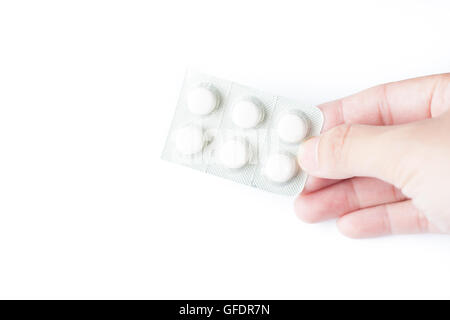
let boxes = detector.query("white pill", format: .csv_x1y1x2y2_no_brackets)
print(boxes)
219,138,250,169
231,99,264,129
263,153,298,183
187,85,218,116
174,125,205,156
277,113,309,144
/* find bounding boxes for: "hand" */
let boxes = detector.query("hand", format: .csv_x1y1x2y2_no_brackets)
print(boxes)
295,74,450,238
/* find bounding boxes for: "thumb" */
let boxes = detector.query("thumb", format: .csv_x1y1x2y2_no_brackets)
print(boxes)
297,123,421,185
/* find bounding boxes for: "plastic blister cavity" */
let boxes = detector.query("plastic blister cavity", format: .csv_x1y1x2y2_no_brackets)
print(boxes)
161,71,323,196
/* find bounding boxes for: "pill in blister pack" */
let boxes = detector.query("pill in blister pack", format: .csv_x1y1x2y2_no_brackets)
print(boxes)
161,71,323,196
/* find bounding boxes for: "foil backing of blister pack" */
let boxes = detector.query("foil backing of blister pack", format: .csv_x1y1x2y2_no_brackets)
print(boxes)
161,71,324,196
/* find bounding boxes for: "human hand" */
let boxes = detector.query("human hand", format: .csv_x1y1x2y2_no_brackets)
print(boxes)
295,74,450,238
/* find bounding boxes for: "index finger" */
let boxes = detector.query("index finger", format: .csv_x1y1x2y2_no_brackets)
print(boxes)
319,73,450,131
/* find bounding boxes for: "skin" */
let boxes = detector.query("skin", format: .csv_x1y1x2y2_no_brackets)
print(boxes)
295,73,450,238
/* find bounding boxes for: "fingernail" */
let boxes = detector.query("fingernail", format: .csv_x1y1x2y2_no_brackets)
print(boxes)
297,136,320,173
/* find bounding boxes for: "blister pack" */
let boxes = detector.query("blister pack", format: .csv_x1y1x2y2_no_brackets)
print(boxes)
161,71,323,196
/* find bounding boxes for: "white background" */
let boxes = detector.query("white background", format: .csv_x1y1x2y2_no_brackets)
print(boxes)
0,0,450,299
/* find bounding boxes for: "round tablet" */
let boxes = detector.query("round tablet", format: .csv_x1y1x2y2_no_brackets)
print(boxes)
174,125,205,156
277,113,309,144
218,138,250,169
263,153,298,183
231,99,264,129
187,85,218,116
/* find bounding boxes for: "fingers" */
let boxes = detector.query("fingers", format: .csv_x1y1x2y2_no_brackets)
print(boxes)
337,200,440,238
297,122,423,185
296,74,450,237
295,177,406,223
301,75,448,193
301,74,450,195
319,73,450,131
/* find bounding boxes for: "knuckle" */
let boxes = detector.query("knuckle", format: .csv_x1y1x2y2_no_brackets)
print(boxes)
319,124,354,170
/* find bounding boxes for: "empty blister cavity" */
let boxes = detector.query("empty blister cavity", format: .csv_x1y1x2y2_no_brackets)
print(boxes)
218,138,251,169
174,124,206,156
187,84,220,116
277,111,309,144
231,98,264,129
263,153,298,184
